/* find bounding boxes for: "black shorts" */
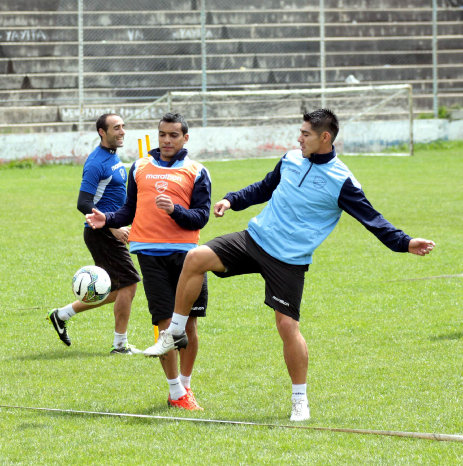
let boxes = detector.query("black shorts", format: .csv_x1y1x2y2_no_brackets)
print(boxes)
137,252,208,326
83,227,141,291
206,230,308,321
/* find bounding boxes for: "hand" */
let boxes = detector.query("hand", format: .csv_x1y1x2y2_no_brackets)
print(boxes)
214,199,231,217
155,194,174,214
86,208,106,229
408,238,435,256
110,227,130,244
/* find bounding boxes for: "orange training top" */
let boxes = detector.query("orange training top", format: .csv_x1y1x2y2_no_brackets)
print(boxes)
128,156,204,245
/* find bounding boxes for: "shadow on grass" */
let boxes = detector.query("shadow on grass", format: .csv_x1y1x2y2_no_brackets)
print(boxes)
1,404,306,429
430,332,463,341
12,350,107,361
134,405,298,427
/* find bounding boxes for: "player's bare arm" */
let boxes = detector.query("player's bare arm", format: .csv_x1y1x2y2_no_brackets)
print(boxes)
214,199,231,217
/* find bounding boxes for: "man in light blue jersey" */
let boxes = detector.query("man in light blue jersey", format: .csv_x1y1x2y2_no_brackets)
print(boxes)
47,113,141,354
142,109,435,421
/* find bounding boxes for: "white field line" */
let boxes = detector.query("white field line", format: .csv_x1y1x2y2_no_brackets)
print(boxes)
1,405,462,443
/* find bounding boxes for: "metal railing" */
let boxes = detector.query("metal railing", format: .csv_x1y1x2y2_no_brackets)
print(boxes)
0,0,461,132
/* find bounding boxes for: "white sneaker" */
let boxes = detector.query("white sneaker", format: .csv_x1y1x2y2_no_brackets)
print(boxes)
290,398,310,421
143,329,188,357
126,344,143,354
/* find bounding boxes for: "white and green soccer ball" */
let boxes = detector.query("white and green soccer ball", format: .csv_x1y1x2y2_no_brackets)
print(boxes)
72,265,111,304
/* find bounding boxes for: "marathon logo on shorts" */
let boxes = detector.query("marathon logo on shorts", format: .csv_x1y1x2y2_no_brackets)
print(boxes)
272,296,289,307
146,173,182,182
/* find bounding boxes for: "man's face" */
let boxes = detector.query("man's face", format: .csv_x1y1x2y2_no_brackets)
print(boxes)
158,121,189,161
297,121,325,158
100,115,125,149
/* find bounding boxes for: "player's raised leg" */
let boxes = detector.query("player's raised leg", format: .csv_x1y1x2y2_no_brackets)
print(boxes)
144,246,224,357
47,291,118,347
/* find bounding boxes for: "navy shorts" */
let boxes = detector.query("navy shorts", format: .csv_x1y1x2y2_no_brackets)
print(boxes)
83,227,141,291
137,252,208,326
206,230,308,321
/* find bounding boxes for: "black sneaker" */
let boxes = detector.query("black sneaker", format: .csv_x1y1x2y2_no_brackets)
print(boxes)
109,343,142,355
47,309,71,346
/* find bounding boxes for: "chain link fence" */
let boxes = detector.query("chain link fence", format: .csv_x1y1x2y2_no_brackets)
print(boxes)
0,0,462,133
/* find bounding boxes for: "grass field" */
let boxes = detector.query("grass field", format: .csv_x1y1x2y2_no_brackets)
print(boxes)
0,142,462,464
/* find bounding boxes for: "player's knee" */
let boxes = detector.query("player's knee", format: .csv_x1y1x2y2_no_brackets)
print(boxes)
121,282,137,300
129,282,137,297
184,246,213,274
275,312,299,337
113,285,136,307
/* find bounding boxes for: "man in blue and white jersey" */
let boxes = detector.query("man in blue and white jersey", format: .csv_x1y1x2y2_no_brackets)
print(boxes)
145,109,435,421
47,113,141,354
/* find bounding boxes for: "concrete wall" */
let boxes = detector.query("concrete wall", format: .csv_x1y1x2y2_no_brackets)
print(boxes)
1,1,462,133
1,119,462,163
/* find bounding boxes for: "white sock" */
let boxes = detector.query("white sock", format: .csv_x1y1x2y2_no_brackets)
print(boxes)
292,383,307,402
167,377,187,400
168,313,188,335
57,304,76,321
113,332,128,349
179,374,191,389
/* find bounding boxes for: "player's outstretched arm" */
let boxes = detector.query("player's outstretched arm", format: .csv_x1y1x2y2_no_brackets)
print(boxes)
408,238,435,256
214,199,231,217
86,208,106,229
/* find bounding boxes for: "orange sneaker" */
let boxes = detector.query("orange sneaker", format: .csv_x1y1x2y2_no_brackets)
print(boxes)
167,390,203,411
185,388,204,411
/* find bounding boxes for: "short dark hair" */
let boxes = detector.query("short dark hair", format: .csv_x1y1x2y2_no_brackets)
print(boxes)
96,113,120,137
303,109,339,142
158,112,188,135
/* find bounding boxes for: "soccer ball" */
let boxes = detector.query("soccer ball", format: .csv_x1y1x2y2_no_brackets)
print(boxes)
72,265,111,304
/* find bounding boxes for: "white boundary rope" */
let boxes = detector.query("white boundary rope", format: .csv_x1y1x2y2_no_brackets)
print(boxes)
1,405,462,443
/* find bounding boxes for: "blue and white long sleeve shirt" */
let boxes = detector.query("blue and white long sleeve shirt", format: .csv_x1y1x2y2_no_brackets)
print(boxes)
224,148,411,265
80,145,127,213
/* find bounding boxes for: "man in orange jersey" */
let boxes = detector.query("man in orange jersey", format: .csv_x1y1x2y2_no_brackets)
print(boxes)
86,113,211,410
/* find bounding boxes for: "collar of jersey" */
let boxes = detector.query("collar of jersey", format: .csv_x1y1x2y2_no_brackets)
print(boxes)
148,147,188,167
308,146,336,164
99,144,117,155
